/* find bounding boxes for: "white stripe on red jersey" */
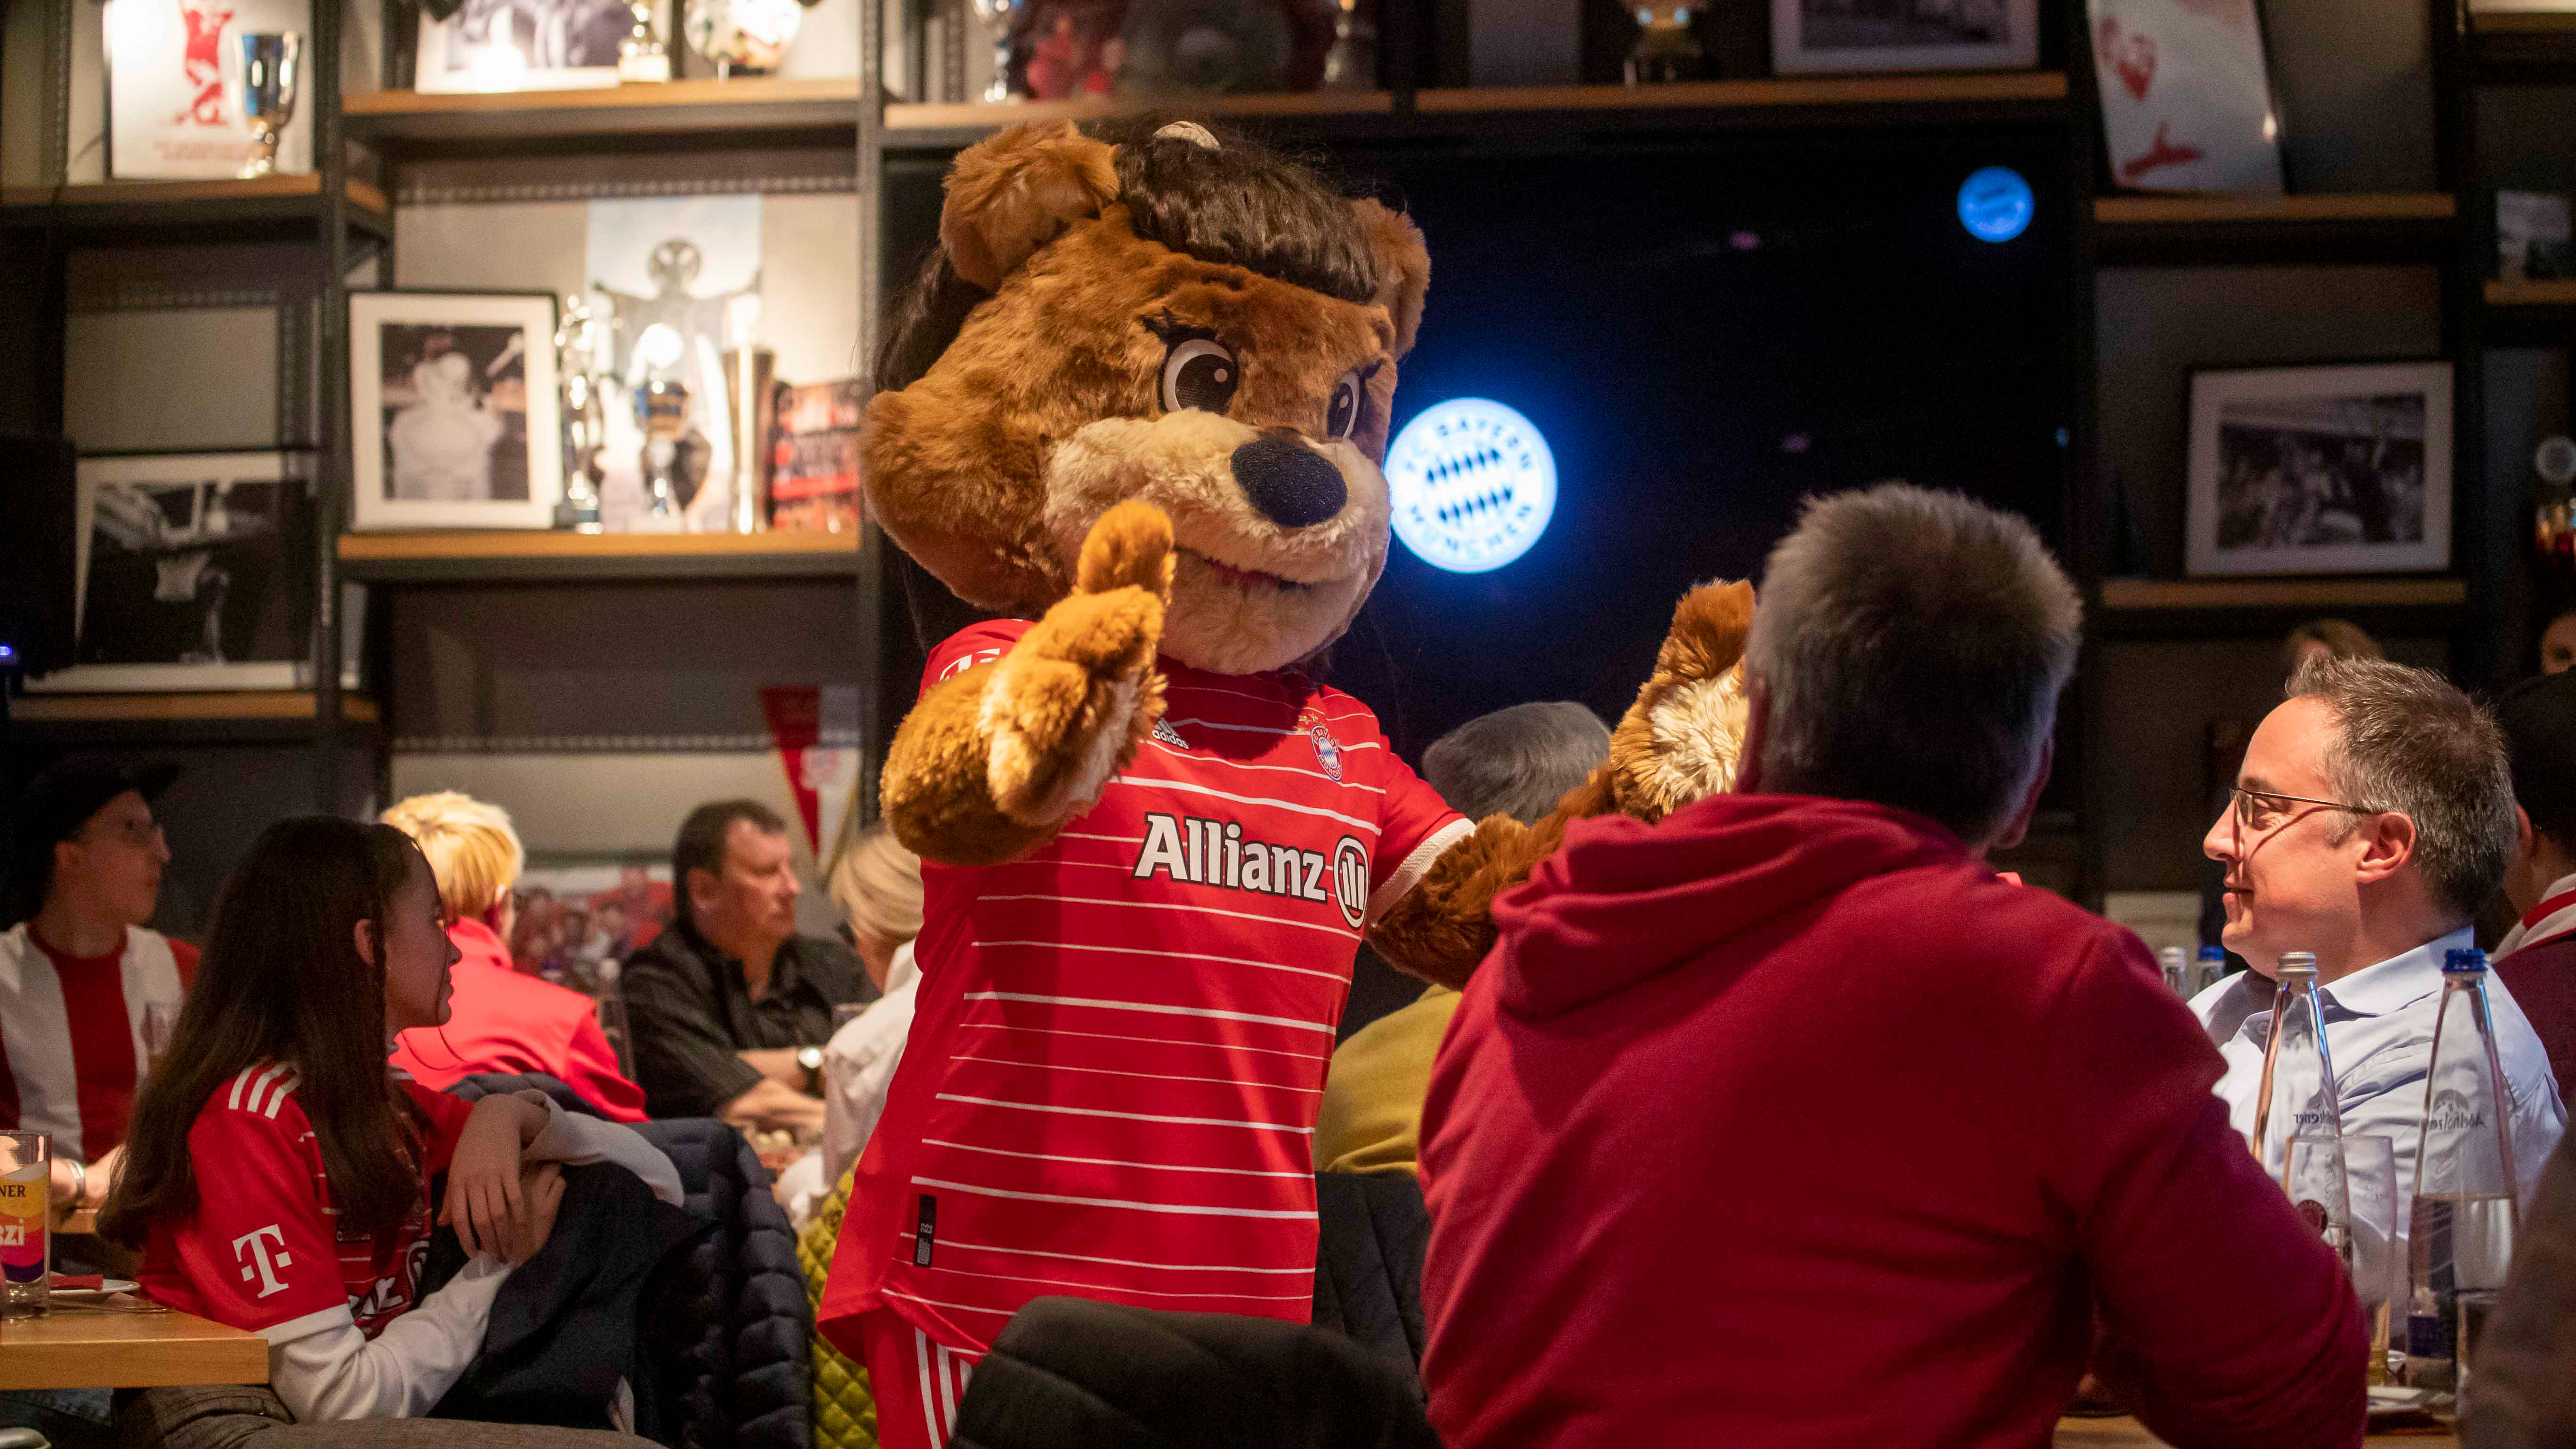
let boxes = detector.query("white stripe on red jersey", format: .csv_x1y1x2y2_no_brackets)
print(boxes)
829,620,1467,1355
0,924,192,1162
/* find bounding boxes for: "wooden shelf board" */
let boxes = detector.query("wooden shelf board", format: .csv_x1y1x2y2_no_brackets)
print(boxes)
346,78,860,141
11,692,379,724
886,90,1394,133
2101,577,2468,612
0,174,389,236
2473,9,2576,32
1413,71,2065,114
2488,279,2576,306
2095,193,2455,225
339,529,857,562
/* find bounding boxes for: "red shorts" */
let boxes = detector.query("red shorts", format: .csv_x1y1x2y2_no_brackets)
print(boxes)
857,1310,982,1449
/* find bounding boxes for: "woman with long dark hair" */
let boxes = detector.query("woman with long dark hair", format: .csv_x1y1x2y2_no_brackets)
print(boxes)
100,816,680,1423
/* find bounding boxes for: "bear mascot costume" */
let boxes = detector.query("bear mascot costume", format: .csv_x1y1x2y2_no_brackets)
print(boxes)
817,116,1754,1448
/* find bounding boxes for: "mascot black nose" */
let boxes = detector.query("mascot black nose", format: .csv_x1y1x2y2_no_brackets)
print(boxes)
1230,436,1347,529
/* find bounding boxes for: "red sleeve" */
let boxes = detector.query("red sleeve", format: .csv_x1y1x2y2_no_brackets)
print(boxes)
919,619,1033,700
557,1014,651,1123
2043,931,2366,1449
160,1087,352,1334
169,940,201,989
402,1080,477,1178
1345,710,1467,921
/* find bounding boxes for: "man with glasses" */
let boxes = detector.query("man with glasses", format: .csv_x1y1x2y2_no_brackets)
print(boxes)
0,754,197,1210
2195,656,2563,1207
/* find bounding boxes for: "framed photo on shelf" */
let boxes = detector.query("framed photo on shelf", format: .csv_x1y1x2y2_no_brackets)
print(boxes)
350,290,564,531
509,859,675,991
29,450,361,694
2186,360,2454,579
2085,0,2286,194
413,0,636,91
1770,0,2038,75
104,0,314,179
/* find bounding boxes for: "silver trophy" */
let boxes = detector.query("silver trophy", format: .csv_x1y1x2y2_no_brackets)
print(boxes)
553,297,607,533
236,33,302,178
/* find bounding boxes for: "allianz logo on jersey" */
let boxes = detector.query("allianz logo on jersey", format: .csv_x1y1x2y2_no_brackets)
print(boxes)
1132,811,1370,929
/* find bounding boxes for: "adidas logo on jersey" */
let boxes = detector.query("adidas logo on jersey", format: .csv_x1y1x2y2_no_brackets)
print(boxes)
1152,717,1189,749
1131,812,1371,928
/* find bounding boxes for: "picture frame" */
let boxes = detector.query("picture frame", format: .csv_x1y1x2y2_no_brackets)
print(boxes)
2186,360,2454,579
104,0,314,179
29,450,362,694
2085,0,2286,195
412,0,637,92
350,290,564,532
1771,0,2038,75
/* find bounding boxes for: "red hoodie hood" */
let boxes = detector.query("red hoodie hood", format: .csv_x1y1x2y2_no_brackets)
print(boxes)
1489,792,1970,1020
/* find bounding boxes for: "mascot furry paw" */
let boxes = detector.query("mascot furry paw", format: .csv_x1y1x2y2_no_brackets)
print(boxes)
818,117,1752,1439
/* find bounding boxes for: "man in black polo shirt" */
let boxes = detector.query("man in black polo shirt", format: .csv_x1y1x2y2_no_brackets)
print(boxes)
622,799,859,1131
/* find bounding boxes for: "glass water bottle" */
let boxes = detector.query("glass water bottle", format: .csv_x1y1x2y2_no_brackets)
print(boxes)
2252,953,2349,1254
2404,948,2523,1399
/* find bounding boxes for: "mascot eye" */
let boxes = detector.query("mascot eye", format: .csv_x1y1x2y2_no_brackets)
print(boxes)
1325,369,1366,440
1160,338,1239,416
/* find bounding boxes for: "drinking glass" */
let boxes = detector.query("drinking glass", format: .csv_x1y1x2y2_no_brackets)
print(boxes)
0,1132,50,1319
2343,1136,2403,1385
143,1000,180,1076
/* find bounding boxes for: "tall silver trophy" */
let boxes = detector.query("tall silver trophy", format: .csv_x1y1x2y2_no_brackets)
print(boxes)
236,33,303,178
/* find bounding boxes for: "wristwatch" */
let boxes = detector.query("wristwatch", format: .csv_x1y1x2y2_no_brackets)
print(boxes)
797,1045,824,1096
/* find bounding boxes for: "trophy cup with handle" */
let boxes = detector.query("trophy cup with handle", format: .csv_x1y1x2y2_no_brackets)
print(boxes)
237,33,302,178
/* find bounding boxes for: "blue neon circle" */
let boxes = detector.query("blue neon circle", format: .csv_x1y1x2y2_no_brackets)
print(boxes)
1385,399,1557,574
1957,166,2035,243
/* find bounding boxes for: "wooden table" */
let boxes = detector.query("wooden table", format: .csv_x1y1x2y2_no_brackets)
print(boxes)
0,1304,267,1389
2057,1416,2455,1446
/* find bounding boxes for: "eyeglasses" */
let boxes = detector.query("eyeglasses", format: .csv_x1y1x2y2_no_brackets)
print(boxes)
85,818,166,849
2227,785,2387,835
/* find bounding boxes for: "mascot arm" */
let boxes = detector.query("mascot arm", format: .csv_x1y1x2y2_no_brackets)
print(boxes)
881,501,1175,868
1362,579,1757,990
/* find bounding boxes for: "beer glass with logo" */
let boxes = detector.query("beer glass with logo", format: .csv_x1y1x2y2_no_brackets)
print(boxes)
0,1131,49,1318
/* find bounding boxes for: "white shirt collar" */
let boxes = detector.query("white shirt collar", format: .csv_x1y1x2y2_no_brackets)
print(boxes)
883,939,919,997
2318,926,2473,1019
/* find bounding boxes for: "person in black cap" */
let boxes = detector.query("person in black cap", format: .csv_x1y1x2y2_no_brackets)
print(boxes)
2,753,193,1209
2497,670,2576,1107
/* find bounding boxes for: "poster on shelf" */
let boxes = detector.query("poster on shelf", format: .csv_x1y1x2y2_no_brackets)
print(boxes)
509,860,675,990
2185,360,2453,578
1771,0,2039,75
414,0,634,92
2085,0,2286,194
28,451,362,693
105,0,313,179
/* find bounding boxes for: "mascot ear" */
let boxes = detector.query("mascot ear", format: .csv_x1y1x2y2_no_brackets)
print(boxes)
939,121,1121,292
1353,198,1430,359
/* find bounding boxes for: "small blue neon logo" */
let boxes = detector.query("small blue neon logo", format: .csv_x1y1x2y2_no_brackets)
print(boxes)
1385,399,1558,573
1958,166,2035,243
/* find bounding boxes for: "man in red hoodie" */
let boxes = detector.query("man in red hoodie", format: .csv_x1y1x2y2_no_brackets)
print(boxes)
1419,484,2363,1449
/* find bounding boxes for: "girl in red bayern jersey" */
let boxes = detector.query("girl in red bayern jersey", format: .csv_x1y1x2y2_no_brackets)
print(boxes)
98,817,680,1424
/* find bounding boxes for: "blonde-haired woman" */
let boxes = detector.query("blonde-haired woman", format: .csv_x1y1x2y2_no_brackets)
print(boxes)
819,824,925,1190
382,790,648,1122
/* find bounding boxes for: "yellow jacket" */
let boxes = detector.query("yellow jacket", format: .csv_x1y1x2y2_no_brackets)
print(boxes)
1313,985,1461,1175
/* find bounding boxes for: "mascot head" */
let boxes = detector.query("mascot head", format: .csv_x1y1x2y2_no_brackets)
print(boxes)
862,118,1430,676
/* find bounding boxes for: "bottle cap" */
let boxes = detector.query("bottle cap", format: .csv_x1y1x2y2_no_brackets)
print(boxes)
2196,946,2225,961
2445,947,2488,974
2276,951,2318,980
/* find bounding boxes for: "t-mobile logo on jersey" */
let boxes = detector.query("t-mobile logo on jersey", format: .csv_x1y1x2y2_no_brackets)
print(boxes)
1131,812,1369,927
232,1224,294,1298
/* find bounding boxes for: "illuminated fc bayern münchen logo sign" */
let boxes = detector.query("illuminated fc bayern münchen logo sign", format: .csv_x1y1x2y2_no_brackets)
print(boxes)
1385,398,1558,574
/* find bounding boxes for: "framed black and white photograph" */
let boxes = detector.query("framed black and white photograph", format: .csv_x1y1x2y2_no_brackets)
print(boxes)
414,0,635,92
2187,361,2454,578
1771,0,2038,75
29,451,358,693
350,290,563,531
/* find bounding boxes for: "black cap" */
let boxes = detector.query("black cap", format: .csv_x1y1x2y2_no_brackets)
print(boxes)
8,754,178,921
2497,670,2576,845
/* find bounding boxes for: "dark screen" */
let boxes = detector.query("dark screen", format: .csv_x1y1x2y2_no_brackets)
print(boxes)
1317,129,2076,759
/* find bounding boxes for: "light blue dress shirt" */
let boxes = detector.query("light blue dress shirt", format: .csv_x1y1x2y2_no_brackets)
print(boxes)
2188,928,2566,1227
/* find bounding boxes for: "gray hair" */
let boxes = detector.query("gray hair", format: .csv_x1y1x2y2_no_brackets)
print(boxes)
2287,655,2514,920
1423,701,1612,825
1743,483,2081,845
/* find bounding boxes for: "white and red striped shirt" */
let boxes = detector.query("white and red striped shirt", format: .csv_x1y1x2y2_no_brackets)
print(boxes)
827,620,1469,1354
0,923,198,1163
2501,875,2576,959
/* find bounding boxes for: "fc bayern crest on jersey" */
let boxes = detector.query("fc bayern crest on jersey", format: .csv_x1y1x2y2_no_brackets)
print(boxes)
1304,716,1344,782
